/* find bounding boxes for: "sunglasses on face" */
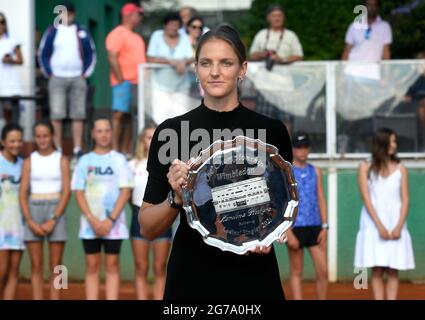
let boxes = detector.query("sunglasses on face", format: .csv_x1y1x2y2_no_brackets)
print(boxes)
0,20,6,25
190,25,203,30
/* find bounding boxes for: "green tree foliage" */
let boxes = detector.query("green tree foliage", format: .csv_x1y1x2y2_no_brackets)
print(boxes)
237,0,425,60
388,1,425,58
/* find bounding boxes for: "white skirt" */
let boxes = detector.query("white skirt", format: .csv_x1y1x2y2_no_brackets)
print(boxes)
354,207,415,270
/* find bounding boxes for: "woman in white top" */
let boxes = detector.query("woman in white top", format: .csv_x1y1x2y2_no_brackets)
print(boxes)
72,118,133,300
129,124,172,300
355,128,415,300
0,12,23,127
19,121,70,300
147,12,195,124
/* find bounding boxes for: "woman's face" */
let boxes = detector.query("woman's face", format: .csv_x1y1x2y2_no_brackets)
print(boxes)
164,20,181,37
92,120,112,148
196,38,247,100
142,128,155,151
188,19,203,39
2,130,23,157
388,134,397,156
34,126,54,152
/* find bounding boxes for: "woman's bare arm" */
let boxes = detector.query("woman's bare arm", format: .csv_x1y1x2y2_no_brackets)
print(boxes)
19,158,32,222
358,162,384,228
139,159,188,240
139,200,180,240
316,167,328,225
52,156,71,218
396,165,409,228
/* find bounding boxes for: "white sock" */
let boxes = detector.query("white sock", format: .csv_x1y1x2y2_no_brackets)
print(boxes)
73,147,82,155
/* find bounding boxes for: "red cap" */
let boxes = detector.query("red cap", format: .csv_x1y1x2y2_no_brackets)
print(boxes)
121,3,144,16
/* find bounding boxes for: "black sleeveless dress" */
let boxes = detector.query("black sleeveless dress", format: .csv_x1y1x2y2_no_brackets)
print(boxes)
143,102,293,300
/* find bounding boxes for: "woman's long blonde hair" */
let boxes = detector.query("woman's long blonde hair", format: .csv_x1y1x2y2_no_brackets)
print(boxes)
133,123,157,164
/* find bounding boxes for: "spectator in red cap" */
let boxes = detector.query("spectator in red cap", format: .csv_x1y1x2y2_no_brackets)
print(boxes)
106,3,146,157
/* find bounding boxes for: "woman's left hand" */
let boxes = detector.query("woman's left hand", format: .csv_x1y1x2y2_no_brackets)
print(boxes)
317,229,328,247
249,245,272,255
248,232,287,255
97,219,113,236
40,219,56,234
277,232,288,244
390,226,402,240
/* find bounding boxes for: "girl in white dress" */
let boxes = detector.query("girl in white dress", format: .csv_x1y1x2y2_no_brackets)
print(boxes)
354,128,415,300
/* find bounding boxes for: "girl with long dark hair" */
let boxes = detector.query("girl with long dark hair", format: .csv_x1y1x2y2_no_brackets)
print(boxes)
355,128,415,300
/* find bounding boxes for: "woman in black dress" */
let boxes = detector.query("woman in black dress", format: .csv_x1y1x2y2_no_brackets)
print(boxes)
139,25,293,300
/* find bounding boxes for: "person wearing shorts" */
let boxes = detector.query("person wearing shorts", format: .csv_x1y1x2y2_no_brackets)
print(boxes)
19,121,71,300
38,2,96,159
128,124,171,300
82,238,122,255
0,124,24,300
106,3,146,156
286,132,329,300
72,117,133,300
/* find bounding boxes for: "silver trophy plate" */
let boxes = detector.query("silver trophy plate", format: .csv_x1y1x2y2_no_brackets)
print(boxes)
182,136,298,255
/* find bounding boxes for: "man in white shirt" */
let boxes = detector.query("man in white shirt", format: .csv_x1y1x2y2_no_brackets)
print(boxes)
342,0,392,61
249,4,303,134
250,4,303,67
38,2,96,160
339,0,392,153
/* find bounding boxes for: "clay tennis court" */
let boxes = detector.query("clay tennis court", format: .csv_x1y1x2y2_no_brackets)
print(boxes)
15,281,425,300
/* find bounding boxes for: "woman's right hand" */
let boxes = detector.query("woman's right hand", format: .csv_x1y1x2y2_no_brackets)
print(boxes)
28,220,47,237
2,54,14,64
377,223,391,240
167,159,190,203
